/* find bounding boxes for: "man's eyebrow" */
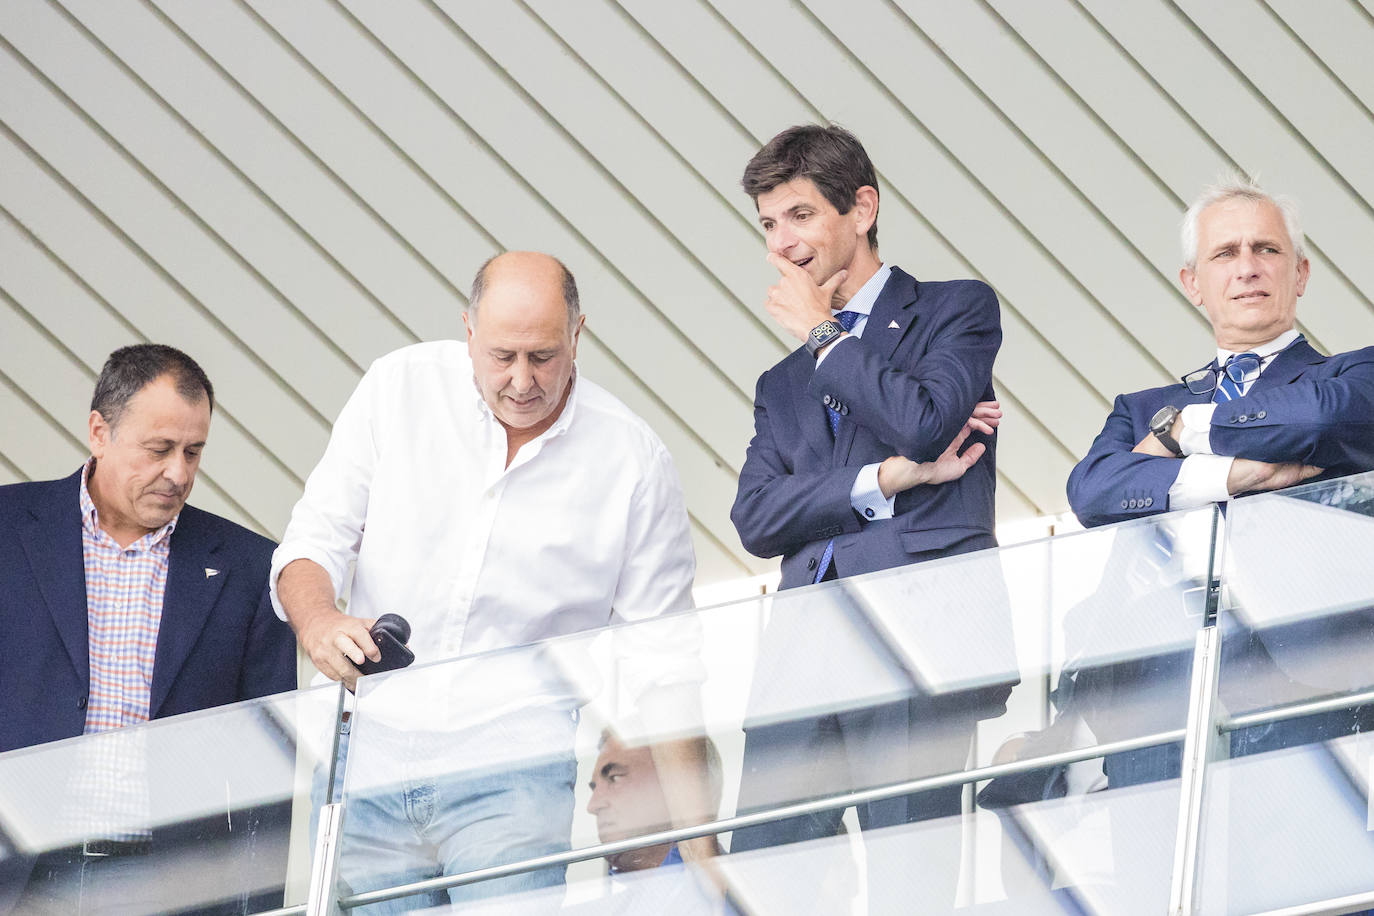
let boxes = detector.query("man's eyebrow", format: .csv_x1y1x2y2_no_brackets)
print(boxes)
599,762,624,778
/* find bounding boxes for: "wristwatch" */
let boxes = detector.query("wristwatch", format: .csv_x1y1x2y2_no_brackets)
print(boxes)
805,319,846,358
1149,405,1184,457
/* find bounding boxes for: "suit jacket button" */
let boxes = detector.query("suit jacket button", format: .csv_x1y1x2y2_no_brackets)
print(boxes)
1121,499,1129,509
840,406,850,415
822,395,832,406
1238,415,1248,423
1144,497,1154,507
807,557,817,571
1256,410,1266,419
77,696,87,710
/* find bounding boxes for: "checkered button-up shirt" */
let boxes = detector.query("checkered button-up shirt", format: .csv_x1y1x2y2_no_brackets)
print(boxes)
79,459,176,733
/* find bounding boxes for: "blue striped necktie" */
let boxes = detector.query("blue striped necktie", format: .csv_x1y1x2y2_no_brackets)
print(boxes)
1214,352,1260,403
815,310,863,584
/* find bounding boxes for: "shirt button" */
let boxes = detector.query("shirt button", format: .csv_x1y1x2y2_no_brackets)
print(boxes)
807,557,818,571
864,508,875,518
77,696,88,710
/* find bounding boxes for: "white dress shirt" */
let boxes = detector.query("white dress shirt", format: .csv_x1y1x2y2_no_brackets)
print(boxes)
1169,328,1301,509
270,341,697,720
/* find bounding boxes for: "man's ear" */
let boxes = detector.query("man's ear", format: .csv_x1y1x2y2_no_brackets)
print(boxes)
853,185,879,240
1295,257,1311,298
1179,266,1203,307
88,410,111,459
462,309,475,341
570,314,586,357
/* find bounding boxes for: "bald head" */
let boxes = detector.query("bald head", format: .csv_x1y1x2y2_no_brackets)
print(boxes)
468,251,580,333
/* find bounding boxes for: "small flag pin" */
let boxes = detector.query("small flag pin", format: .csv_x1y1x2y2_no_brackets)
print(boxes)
888,320,900,329
205,568,220,578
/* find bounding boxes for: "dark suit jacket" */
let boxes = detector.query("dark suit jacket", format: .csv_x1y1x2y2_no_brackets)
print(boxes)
0,469,297,754
1067,337,1374,528
732,267,1002,590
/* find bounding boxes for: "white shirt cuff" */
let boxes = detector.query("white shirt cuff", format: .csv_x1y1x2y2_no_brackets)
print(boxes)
813,332,854,366
1179,404,1216,456
1167,454,1234,509
850,462,895,521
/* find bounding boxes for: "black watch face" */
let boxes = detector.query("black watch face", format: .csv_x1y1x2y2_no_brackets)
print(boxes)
811,322,837,343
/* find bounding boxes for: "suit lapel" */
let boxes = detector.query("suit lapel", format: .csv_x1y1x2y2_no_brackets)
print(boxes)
18,474,89,685
1250,337,1322,391
867,267,920,364
151,512,225,718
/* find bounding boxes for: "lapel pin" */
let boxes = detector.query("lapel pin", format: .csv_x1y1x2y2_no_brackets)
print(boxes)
205,568,220,578
888,320,900,329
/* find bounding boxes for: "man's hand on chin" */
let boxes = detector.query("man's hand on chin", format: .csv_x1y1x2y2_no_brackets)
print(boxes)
764,252,848,341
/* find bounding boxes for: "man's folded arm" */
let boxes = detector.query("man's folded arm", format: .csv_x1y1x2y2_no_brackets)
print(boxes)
1067,396,1185,528
731,392,864,559
811,281,1001,461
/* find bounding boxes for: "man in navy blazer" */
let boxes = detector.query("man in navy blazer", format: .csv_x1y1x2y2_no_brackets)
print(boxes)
1068,176,1374,526
0,344,295,913
728,125,1010,909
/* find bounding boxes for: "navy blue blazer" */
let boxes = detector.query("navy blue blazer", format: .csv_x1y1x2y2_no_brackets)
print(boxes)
732,267,1001,590
0,470,297,754
1067,337,1374,528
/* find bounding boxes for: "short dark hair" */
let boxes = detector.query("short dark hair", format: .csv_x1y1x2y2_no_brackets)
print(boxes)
468,253,581,332
742,124,880,249
91,344,214,431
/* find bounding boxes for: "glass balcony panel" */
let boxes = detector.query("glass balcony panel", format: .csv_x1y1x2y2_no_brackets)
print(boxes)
332,507,1216,912
1197,471,1374,913
0,682,343,915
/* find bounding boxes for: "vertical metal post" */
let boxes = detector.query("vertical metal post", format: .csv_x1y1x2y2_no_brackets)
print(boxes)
1169,625,1225,915
305,802,345,916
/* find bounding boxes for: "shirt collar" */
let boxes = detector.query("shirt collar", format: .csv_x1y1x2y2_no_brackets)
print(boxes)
836,263,891,318
1215,328,1301,367
79,458,178,549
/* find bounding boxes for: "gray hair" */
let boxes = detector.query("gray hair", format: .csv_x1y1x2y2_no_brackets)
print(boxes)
467,253,580,331
91,344,214,432
1180,172,1305,269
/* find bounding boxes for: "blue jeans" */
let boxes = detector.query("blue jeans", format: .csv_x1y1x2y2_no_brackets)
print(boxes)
314,707,577,913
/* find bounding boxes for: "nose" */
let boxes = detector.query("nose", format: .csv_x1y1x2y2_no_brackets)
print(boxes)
509,357,535,395
1234,249,1260,278
767,225,797,256
163,454,193,490
587,784,606,815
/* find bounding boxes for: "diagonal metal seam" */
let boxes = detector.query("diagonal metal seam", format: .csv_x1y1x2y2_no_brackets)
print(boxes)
988,0,1374,328
232,0,502,256
414,0,760,407
1066,0,1339,353
1257,0,1374,131
139,0,464,336
337,725,1189,908
687,515,755,578
884,0,1213,336
581,325,744,478
0,202,307,491
0,327,267,536
1164,0,1374,226
0,105,331,432
50,0,420,352
0,23,363,397
515,0,789,356
0,449,28,483
782,0,1179,389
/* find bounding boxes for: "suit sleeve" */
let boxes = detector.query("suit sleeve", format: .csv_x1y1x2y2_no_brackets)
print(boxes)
813,280,1001,461
238,577,298,699
731,369,867,559
1207,349,1374,471
1067,395,1184,528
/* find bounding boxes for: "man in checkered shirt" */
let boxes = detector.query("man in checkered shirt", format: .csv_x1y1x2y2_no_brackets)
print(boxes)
0,343,296,912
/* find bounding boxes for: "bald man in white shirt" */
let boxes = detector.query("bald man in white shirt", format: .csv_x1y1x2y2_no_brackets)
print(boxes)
273,251,704,910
